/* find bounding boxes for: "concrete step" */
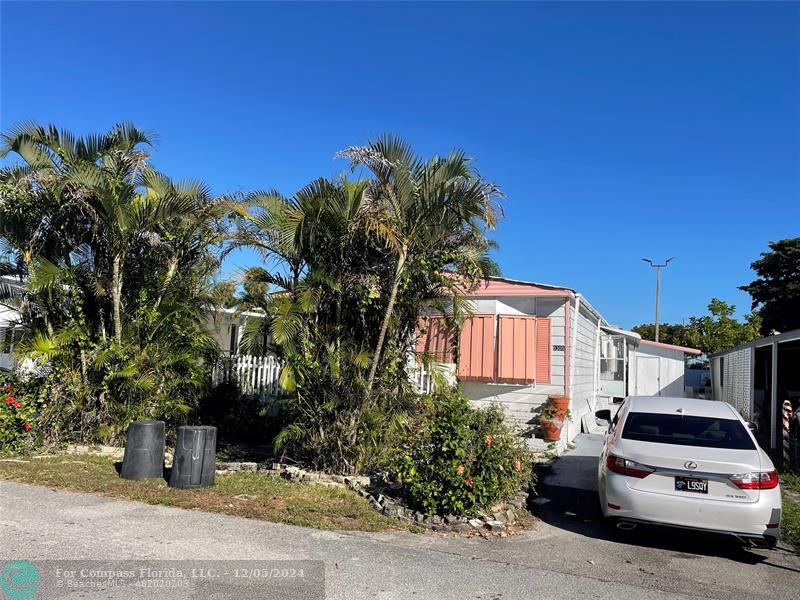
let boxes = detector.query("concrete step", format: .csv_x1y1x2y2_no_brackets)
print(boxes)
524,437,551,453
471,398,551,414
503,410,539,424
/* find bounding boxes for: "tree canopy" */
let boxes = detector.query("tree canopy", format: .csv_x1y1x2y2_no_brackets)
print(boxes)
632,298,762,364
740,237,800,335
231,135,503,473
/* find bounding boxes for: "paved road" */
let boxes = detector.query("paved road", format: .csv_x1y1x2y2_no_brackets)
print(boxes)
1,437,798,599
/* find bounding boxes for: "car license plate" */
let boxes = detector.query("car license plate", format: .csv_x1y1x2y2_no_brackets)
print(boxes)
675,476,708,494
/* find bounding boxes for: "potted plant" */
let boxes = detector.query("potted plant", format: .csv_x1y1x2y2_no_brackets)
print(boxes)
548,394,570,418
539,404,564,441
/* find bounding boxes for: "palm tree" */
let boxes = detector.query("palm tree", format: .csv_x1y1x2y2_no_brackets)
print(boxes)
229,176,373,366
0,122,225,442
1,122,213,342
337,135,502,392
229,139,503,473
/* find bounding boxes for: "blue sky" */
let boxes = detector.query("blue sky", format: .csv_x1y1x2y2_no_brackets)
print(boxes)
1,1,798,328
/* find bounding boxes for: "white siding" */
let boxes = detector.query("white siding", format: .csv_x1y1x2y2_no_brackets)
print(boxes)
206,312,258,355
469,298,499,314
570,300,601,432
629,345,687,398
0,305,22,372
0,327,17,372
207,313,238,353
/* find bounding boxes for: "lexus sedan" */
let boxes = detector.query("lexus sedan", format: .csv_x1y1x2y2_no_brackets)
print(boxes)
596,396,782,548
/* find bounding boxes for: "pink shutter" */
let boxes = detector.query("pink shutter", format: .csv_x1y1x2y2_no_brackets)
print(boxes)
535,318,551,384
497,316,536,384
428,316,454,362
416,316,454,362
415,317,427,353
458,315,495,381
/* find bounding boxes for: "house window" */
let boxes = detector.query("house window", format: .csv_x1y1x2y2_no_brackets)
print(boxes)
719,356,724,388
600,336,626,382
229,324,238,355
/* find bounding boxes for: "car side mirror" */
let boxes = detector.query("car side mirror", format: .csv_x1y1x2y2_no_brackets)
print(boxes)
595,409,612,423
746,421,759,432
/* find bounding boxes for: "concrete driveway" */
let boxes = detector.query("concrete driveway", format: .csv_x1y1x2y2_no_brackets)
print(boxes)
1,444,799,599
531,433,800,598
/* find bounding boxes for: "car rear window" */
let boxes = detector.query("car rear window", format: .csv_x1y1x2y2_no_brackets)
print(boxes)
621,412,755,450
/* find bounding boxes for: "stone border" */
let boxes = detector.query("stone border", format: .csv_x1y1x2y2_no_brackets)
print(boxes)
357,486,530,534
219,461,531,535
57,448,532,535
63,444,125,460
215,461,368,489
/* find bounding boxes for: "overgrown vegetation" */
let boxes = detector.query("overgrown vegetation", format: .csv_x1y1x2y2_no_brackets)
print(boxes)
231,136,503,475
394,388,534,516
2,124,534,518
0,123,227,444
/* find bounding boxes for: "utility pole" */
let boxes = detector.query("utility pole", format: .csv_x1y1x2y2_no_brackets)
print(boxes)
642,257,673,342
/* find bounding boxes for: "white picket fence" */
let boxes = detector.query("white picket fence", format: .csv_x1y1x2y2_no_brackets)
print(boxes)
212,352,454,397
212,353,283,397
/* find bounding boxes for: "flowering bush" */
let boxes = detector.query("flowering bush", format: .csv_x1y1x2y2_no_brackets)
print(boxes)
394,388,534,516
0,373,43,455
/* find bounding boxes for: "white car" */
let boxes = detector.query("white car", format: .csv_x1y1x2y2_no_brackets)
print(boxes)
596,396,782,548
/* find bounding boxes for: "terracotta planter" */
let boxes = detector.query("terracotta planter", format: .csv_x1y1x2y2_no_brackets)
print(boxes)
540,418,563,441
548,395,570,417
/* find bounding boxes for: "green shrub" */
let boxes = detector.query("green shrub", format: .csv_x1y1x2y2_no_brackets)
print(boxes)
0,373,44,455
394,387,534,516
28,335,214,446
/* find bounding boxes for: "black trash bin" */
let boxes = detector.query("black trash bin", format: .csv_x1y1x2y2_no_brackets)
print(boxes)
169,425,217,489
120,420,165,480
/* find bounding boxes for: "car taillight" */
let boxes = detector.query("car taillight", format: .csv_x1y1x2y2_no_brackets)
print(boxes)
729,471,779,490
606,454,654,479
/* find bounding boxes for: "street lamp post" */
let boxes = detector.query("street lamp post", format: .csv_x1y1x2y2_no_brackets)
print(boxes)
642,257,673,342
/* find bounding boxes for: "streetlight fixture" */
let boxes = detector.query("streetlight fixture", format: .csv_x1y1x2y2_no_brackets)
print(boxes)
642,257,674,342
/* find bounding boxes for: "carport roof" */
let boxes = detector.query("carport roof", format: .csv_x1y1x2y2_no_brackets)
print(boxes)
709,328,800,358
600,324,641,340
640,339,702,355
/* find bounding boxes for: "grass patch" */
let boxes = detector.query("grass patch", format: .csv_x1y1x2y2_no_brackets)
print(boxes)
779,471,800,550
0,455,402,532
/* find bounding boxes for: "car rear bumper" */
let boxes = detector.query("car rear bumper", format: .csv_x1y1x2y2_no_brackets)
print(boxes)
611,517,779,548
602,472,782,542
